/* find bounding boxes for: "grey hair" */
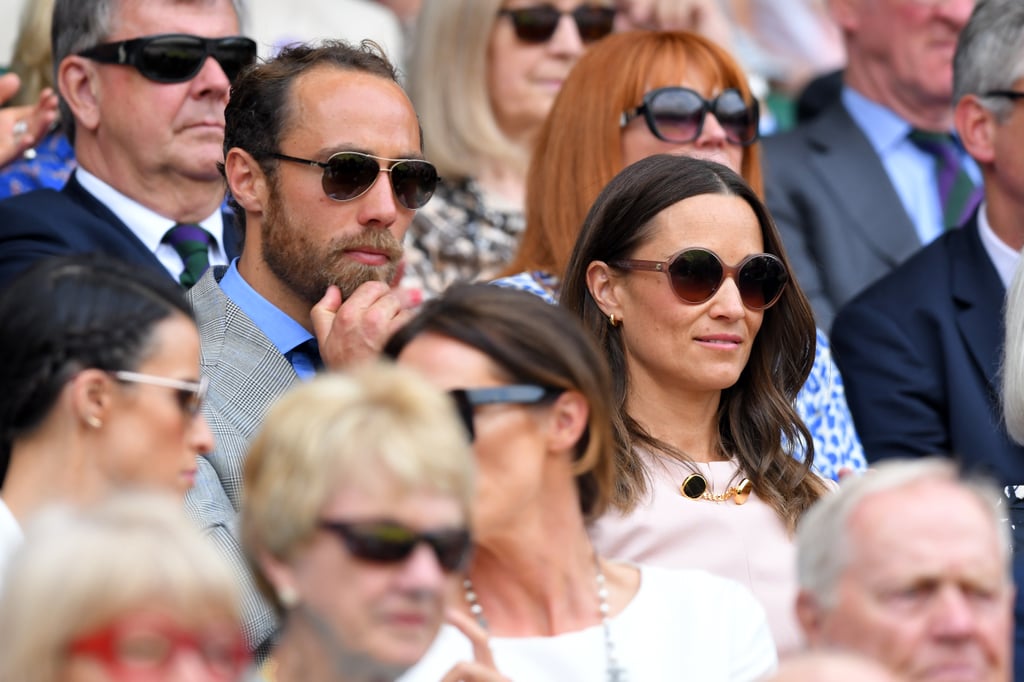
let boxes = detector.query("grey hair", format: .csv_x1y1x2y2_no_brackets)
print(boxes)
796,458,1011,610
1003,260,1024,443
952,0,1024,120
52,0,247,144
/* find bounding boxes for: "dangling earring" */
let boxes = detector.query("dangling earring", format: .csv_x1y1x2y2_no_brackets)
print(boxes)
609,313,620,327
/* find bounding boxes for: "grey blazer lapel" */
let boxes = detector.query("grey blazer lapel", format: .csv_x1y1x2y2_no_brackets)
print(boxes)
187,267,299,507
804,102,921,266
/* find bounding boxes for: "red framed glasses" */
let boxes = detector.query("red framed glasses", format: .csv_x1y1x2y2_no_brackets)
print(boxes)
68,617,249,679
612,247,788,310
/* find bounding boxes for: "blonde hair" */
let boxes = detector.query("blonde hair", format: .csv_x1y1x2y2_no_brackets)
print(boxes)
241,364,475,609
9,0,56,107
406,0,526,180
0,492,242,682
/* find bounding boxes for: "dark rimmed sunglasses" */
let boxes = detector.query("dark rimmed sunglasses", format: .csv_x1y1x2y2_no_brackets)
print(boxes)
620,87,760,146
497,4,616,43
112,371,209,417
448,385,563,441
270,152,439,210
77,34,257,84
612,247,788,310
318,519,472,573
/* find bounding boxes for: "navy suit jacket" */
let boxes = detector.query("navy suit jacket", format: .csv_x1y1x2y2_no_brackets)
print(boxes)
0,172,241,287
763,99,921,332
832,214,1024,487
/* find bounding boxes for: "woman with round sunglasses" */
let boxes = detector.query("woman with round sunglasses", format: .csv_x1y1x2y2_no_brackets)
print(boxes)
399,0,617,300
387,284,776,682
240,365,477,682
496,29,864,483
0,492,249,682
560,153,831,656
0,254,214,580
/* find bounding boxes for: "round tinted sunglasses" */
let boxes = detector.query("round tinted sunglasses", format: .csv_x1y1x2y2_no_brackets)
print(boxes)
270,151,439,210
620,87,760,146
318,519,472,573
77,34,257,84
497,4,616,43
448,385,563,441
612,247,788,310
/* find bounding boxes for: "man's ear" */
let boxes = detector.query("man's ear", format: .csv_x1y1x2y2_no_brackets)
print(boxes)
58,56,102,133
225,148,269,214
586,260,624,321
955,94,997,166
795,590,828,648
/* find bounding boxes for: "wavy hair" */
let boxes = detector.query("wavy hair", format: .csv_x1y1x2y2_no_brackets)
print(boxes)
561,155,826,530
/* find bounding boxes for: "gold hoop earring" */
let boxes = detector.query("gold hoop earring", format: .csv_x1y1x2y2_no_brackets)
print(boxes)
609,313,620,327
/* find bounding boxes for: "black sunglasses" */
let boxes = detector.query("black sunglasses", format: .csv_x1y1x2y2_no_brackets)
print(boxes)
621,87,760,146
497,4,616,43
318,519,472,573
270,152,439,210
78,34,257,84
612,247,788,311
448,385,563,441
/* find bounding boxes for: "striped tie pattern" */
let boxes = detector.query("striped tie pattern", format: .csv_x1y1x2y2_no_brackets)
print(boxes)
908,130,983,230
162,223,214,287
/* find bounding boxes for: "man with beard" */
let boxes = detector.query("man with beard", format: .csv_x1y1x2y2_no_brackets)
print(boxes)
184,40,438,657
0,0,253,287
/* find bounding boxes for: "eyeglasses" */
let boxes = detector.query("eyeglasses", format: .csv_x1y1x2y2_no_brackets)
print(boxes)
77,34,257,84
318,519,472,572
270,151,439,210
112,371,208,416
612,247,788,310
497,4,616,43
448,385,563,441
984,90,1024,101
620,87,760,146
68,619,249,679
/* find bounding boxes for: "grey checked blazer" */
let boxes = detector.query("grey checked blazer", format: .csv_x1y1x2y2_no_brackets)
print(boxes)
762,99,922,332
185,266,298,656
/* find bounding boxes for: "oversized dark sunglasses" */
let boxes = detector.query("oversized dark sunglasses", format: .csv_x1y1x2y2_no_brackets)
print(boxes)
318,519,472,572
77,34,257,84
612,247,788,310
270,152,439,210
620,87,760,146
497,4,616,43
448,385,563,441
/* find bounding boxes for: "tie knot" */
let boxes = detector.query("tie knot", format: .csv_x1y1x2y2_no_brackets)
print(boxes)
162,223,214,287
908,129,959,161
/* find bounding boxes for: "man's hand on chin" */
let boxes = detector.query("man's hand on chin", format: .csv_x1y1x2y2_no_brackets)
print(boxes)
311,280,413,369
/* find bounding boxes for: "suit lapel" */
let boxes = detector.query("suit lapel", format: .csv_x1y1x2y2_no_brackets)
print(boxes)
803,102,921,266
951,215,1005,387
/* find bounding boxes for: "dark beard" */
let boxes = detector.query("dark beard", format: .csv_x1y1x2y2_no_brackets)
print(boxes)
261,185,403,304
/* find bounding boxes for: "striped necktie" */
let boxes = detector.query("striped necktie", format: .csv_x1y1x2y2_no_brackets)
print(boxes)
162,223,214,287
907,130,983,230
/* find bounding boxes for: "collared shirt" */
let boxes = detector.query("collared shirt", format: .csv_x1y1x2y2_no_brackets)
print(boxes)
219,259,319,380
977,202,1020,289
842,87,981,245
0,497,23,587
75,167,228,279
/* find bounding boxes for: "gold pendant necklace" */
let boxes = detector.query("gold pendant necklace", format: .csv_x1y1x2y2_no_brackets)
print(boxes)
680,473,753,505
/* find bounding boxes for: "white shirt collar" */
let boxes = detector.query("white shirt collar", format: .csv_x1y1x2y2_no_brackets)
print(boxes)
74,167,225,253
977,202,1020,289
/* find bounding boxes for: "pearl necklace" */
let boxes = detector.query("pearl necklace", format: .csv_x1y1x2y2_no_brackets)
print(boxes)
462,558,627,682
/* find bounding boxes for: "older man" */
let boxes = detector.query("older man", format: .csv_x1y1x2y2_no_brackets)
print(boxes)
184,39,435,655
795,458,1014,681
0,0,254,287
763,0,978,330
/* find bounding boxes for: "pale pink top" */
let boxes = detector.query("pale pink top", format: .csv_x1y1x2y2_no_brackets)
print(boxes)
590,453,803,656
